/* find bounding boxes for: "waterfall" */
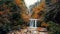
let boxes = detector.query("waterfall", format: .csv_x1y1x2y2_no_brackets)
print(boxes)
29,19,38,28
24,0,41,28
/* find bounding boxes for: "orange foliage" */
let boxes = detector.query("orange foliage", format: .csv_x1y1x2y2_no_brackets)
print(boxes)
15,0,24,7
15,0,29,22
0,11,3,15
15,0,22,5
32,1,46,19
15,0,46,22
0,11,7,15
41,22,49,27
21,13,30,22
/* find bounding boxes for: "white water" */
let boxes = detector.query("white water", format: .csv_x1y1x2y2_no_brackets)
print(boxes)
24,0,41,28
24,0,41,9
29,19,38,28
20,0,48,34
24,0,41,15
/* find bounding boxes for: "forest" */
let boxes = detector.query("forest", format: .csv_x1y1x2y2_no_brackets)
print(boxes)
0,0,60,34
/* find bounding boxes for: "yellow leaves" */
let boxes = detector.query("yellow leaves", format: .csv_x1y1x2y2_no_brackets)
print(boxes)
32,14,39,19
15,0,19,4
15,0,24,7
41,22,49,27
15,0,29,22
32,0,46,19
15,0,22,4
21,13,30,22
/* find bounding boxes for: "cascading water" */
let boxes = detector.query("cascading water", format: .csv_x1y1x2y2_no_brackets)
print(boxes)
24,0,48,34
22,0,48,34
24,0,41,34
29,19,38,28
24,0,41,28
